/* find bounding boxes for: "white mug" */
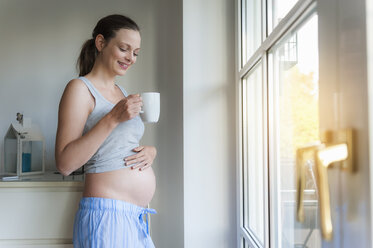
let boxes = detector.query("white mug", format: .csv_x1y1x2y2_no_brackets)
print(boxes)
140,92,160,123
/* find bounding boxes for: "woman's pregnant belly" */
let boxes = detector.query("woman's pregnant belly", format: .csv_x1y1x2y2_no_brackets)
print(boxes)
83,167,156,207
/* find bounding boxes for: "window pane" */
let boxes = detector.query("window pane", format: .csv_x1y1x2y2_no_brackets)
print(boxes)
243,238,248,248
269,0,298,32
269,14,321,248
242,62,264,245
243,237,257,248
242,0,261,65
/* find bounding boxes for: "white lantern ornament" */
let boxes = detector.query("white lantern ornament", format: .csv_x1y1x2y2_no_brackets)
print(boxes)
3,113,45,176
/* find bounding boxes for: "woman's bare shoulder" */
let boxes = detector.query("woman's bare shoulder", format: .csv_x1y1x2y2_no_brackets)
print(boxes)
63,78,93,100
59,78,94,114
65,78,88,93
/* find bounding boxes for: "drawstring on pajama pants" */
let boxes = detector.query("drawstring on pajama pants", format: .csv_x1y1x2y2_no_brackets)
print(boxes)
138,208,157,235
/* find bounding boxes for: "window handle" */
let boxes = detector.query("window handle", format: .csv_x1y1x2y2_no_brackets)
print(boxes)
296,129,355,241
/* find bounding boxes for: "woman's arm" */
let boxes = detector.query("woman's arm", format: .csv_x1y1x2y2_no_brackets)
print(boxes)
55,79,117,176
55,79,142,176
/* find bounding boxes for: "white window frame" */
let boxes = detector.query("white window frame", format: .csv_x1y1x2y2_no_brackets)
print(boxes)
236,0,318,247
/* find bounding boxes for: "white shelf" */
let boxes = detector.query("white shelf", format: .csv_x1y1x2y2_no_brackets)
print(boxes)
0,175,83,246
0,170,84,184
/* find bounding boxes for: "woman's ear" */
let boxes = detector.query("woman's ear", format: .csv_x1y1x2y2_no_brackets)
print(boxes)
95,34,106,52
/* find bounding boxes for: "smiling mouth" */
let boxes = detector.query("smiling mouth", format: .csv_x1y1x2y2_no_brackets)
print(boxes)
118,61,128,70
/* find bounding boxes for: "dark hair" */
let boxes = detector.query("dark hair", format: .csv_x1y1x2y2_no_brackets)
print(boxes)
77,14,140,76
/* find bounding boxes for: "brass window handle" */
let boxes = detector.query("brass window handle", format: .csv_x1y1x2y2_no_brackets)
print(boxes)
296,129,355,241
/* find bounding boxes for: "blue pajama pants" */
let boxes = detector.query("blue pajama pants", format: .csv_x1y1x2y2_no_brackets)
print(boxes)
73,197,156,248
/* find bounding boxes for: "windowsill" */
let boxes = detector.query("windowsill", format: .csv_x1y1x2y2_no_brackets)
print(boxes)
0,170,84,186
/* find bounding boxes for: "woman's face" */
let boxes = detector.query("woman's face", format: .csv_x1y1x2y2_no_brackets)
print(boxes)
99,28,141,76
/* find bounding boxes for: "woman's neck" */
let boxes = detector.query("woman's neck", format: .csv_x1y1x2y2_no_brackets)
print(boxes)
87,60,116,87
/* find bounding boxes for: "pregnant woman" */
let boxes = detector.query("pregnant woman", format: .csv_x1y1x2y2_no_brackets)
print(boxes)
55,14,157,248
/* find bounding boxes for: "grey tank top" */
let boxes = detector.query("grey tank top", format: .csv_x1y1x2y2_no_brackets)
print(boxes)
79,76,145,173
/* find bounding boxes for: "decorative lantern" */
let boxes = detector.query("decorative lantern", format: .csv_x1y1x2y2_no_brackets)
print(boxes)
3,113,45,176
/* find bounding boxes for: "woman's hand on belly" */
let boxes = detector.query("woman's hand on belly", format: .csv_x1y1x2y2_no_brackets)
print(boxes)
124,145,157,171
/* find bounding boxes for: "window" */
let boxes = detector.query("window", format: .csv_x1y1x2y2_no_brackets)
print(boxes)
241,0,262,65
238,0,320,247
242,62,265,246
268,0,298,32
268,13,320,247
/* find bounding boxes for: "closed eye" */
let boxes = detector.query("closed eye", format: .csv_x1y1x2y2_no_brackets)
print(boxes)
119,46,139,57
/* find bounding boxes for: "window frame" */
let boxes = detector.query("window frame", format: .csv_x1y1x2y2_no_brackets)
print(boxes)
236,0,318,247
268,9,319,247
241,59,267,247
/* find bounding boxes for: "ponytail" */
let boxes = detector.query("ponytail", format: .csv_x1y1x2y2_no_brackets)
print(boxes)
77,39,97,77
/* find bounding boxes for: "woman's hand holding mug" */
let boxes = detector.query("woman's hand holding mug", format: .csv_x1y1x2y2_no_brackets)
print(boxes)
110,94,143,123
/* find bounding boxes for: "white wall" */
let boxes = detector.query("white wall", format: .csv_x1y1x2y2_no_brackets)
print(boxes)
183,0,237,247
0,0,158,172
150,0,184,247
